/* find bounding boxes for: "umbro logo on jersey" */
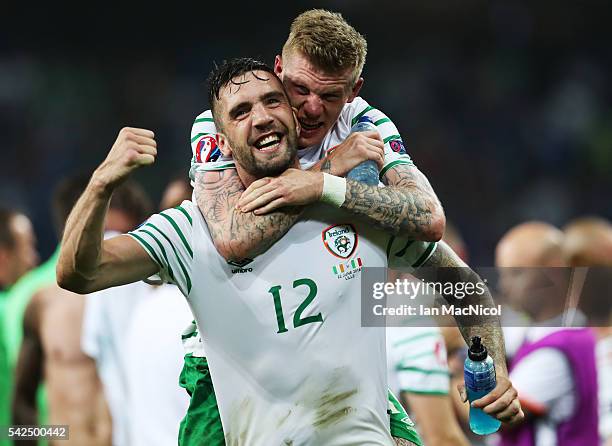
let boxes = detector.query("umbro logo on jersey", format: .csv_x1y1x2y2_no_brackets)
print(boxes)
322,224,358,259
231,267,253,274
227,258,253,268
228,258,253,274
227,258,254,274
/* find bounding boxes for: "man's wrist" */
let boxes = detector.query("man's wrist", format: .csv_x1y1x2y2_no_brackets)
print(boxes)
89,172,115,199
320,173,347,207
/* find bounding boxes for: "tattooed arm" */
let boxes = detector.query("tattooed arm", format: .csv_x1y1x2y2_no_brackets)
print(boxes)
340,163,444,241
380,163,445,241
310,151,445,241
194,169,301,261
412,241,523,424
239,163,445,241
416,241,507,374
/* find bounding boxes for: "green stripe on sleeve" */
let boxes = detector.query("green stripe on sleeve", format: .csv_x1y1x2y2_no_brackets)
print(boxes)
138,229,176,282
386,236,396,263
412,242,437,268
191,132,213,143
159,212,193,258
194,117,214,123
374,117,392,126
174,205,193,225
398,350,438,363
400,389,449,396
351,105,375,126
393,331,439,348
129,233,163,269
396,366,450,376
145,223,192,294
383,134,402,144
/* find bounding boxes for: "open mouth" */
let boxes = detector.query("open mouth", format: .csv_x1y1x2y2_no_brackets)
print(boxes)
254,133,282,152
299,120,323,132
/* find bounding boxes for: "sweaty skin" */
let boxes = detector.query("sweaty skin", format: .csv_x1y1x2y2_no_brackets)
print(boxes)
13,284,111,446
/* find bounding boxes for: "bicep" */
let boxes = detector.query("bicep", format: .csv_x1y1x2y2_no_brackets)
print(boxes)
93,235,159,291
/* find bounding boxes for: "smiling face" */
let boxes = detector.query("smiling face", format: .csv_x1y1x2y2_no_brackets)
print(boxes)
215,70,300,183
275,51,363,148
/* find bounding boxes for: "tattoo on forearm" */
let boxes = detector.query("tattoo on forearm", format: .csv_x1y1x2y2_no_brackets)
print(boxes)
320,157,332,174
194,170,301,261
342,165,439,239
420,242,508,374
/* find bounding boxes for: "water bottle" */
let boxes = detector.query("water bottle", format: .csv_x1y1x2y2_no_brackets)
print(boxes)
464,336,501,435
346,116,380,185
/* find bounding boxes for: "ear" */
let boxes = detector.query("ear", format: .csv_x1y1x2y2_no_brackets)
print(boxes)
274,55,283,77
216,133,232,157
292,107,301,137
347,77,364,103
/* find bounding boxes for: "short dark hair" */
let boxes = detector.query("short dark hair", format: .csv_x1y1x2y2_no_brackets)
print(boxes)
52,174,90,237
0,208,19,249
207,57,276,129
52,174,153,236
110,180,153,228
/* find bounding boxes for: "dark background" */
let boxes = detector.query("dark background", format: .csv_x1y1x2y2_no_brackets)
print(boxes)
1,1,610,264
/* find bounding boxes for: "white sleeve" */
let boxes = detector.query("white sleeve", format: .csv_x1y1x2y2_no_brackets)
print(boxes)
81,292,104,360
127,201,194,297
387,238,437,270
389,327,450,395
189,110,235,180
510,347,575,422
349,97,414,180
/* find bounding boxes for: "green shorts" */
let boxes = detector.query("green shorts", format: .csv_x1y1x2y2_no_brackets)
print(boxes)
178,355,422,446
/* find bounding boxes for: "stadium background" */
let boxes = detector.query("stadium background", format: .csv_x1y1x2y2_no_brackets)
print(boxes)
1,0,611,265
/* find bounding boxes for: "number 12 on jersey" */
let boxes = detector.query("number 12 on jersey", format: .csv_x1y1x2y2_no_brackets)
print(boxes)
268,278,323,334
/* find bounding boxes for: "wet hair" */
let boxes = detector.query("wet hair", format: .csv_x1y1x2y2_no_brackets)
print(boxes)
282,9,367,86
207,57,276,129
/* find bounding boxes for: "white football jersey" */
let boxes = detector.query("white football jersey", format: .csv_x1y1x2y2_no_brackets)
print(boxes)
189,96,413,181
386,326,451,399
129,201,436,446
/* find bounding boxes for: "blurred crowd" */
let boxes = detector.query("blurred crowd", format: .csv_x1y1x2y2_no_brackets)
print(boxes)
1,1,611,264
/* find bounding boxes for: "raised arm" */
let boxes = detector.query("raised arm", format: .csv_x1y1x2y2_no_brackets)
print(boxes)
56,127,159,294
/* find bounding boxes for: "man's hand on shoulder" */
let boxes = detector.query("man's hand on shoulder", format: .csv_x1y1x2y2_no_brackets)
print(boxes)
92,127,157,191
237,169,323,214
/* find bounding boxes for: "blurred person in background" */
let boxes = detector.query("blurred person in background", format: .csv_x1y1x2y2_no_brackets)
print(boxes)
563,216,612,446
0,208,38,439
79,179,153,446
12,175,112,446
386,323,470,446
123,175,192,446
496,222,598,446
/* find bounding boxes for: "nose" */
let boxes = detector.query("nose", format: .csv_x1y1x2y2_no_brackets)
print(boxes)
251,102,274,130
302,95,323,120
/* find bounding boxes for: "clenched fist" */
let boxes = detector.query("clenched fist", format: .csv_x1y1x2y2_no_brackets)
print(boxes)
92,127,157,190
